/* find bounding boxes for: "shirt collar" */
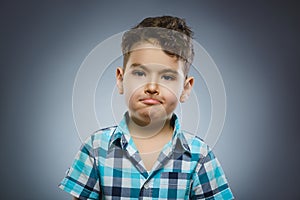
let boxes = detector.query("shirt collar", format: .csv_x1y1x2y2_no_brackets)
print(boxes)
109,112,191,154
109,112,131,149
171,114,191,154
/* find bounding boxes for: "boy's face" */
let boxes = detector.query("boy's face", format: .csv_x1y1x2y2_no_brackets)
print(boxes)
116,43,194,126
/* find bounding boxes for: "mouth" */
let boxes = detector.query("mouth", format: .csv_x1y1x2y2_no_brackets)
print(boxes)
140,98,162,105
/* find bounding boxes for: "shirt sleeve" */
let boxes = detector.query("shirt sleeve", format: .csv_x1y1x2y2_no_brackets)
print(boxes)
59,137,100,199
190,150,234,200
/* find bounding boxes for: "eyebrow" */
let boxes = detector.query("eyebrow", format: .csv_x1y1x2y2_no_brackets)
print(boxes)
129,63,147,70
129,63,179,75
159,69,179,75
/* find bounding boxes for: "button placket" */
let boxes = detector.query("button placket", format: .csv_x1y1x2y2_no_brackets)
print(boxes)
144,182,150,189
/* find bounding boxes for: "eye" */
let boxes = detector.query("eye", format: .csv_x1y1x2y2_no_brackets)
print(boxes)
132,70,146,77
162,75,176,81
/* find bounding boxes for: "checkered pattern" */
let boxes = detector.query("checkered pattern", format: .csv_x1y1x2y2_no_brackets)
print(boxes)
59,113,234,199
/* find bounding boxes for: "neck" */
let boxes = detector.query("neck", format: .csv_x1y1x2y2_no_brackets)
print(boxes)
127,115,174,139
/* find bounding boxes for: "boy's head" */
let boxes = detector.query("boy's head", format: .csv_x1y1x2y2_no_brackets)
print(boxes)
121,16,194,77
116,16,194,126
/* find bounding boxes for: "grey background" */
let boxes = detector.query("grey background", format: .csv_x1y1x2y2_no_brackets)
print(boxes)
1,1,299,199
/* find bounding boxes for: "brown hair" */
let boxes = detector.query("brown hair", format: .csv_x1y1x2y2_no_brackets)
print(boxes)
121,16,194,76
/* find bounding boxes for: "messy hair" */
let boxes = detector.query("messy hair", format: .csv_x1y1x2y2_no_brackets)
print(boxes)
121,16,194,76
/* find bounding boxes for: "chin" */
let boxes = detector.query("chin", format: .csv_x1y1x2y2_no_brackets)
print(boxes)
143,111,170,123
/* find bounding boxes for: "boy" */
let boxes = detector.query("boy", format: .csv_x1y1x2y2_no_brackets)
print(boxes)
59,16,234,199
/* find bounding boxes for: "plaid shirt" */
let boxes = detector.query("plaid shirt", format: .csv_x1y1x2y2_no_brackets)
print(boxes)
59,113,234,199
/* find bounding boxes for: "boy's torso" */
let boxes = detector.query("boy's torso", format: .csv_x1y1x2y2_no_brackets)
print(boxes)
90,123,206,199
59,115,234,199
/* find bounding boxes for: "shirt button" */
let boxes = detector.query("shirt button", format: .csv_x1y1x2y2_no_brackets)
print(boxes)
144,183,149,189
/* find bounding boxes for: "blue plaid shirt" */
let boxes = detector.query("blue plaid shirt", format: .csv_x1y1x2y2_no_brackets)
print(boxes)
59,113,234,199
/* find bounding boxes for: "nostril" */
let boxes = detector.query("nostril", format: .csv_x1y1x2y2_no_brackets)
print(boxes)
145,89,158,95
144,83,159,94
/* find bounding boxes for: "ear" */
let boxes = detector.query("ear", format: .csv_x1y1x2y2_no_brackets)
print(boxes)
116,67,124,94
180,76,194,103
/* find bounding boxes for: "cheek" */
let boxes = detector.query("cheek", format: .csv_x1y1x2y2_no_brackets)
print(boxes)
167,94,180,107
162,88,181,110
124,88,136,107
162,84,183,100
164,96,179,114
123,84,143,108
123,74,146,91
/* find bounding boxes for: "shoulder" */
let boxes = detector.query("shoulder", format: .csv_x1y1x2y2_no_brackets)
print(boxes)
92,126,117,138
83,126,117,149
182,130,211,158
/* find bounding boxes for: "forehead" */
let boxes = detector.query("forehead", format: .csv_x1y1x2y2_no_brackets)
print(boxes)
126,43,184,72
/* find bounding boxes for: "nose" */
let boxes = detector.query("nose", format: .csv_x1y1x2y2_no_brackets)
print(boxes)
144,82,159,95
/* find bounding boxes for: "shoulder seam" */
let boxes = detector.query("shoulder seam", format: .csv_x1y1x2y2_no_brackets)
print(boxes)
92,126,117,134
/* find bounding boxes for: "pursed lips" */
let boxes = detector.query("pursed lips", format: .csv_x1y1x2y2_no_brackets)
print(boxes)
140,98,162,105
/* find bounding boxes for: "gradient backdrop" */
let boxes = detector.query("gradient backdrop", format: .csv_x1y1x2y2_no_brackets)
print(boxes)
1,1,299,199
